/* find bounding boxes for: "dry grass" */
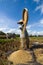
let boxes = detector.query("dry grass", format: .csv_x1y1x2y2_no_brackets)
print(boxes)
8,37,43,65
30,37,43,43
0,37,43,65
8,50,33,65
34,48,43,65
8,49,43,65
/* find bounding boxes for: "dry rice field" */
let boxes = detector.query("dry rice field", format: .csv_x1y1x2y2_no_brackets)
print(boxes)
0,37,43,65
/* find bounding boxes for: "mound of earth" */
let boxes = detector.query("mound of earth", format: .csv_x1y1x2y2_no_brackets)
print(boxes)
8,50,33,65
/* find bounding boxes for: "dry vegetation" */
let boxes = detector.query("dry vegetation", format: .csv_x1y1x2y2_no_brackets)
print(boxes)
34,48,43,65
8,50,33,65
30,37,43,43
0,37,43,65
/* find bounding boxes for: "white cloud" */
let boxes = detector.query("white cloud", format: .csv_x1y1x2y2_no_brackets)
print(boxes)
0,15,43,35
35,4,43,14
7,28,21,34
5,18,43,35
26,19,43,35
0,15,17,27
7,25,31,35
0,27,9,33
0,15,17,34
37,31,43,35
40,19,43,24
26,25,31,29
28,30,37,35
0,19,4,22
31,31,37,35
33,0,40,3
27,30,43,35
7,18,43,35
0,27,7,31
7,29,15,33
2,26,43,35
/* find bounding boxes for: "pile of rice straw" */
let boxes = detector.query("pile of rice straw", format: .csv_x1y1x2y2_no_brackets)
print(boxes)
8,50,32,65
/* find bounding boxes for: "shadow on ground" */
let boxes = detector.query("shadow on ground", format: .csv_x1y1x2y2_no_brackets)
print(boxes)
17,61,42,65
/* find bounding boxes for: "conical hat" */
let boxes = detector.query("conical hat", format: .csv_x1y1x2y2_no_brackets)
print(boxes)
17,8,28,25
22,8,28,25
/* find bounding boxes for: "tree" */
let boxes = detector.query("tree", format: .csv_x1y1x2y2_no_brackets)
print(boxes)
0,31,6,35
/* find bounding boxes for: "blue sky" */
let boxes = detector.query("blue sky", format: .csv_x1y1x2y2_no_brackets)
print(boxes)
0,0,43,35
